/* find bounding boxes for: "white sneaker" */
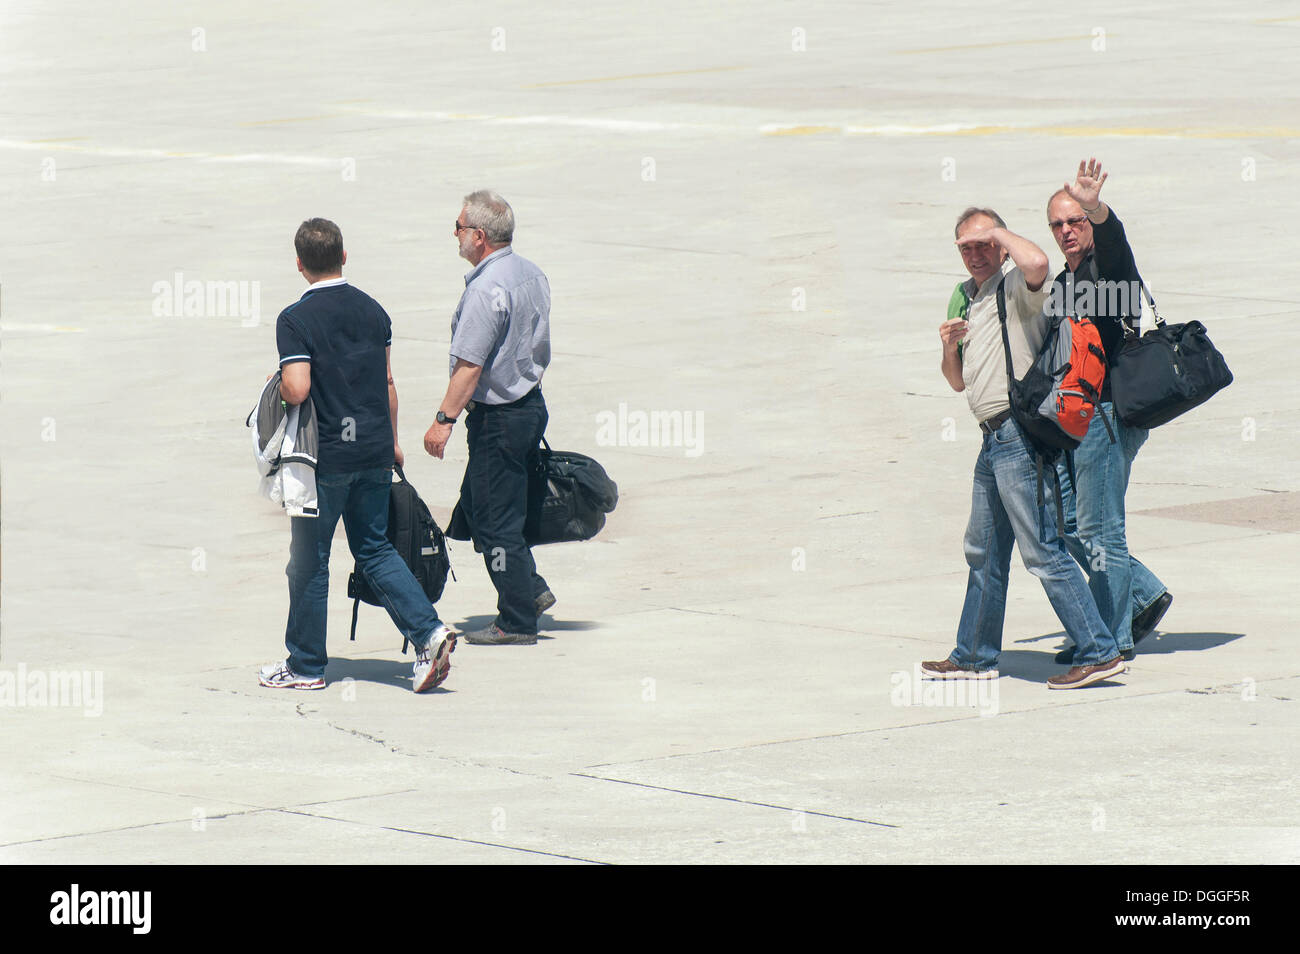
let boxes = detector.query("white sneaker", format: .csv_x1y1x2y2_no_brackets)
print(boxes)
258,661,325,690
412,625,457,693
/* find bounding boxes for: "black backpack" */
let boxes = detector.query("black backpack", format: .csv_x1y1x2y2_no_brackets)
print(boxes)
995,280,1112,537
347,464,453,653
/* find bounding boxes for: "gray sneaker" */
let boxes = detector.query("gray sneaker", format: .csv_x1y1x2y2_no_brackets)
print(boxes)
463,624,537,646
535,590,557,615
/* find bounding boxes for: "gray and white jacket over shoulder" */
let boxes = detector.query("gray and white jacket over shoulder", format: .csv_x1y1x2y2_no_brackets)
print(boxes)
248,371,319,517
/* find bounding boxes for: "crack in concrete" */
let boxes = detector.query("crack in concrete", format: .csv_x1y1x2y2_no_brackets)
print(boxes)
288,704,555,776
1185,683,1293,701
0,787,408,849
582,676,1300,769
1,801,604,863
280,808,606,864
294,702,413,756
570,772,899,829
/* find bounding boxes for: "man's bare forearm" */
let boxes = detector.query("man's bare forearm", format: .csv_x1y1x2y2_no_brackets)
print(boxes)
991,227,1049,290
440,359,484,417
941,349,965,392
938,318,967,393
389,382,400,442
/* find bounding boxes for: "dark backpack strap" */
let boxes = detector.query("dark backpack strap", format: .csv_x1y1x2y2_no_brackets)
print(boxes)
995,279,1017,391
392,463,413,655
1001,278,1070,537
1030,450,1068,539
1034,453,1047,537
1096,402,1116,443
1051,464,1067,539
350,593,360,642
1034,452,1046,509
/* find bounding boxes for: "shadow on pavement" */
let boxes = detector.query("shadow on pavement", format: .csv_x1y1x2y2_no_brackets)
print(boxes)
323,656,432,690
1014,630,1244,656
998,631,1245,684
993,650,1127,687
452,613,600,637
1129,631,1246,655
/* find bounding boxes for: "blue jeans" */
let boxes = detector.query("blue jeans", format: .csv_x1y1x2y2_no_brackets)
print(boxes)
459,388,550,635
952,418,1118,670
284,467,441,677
1056,402,1167,651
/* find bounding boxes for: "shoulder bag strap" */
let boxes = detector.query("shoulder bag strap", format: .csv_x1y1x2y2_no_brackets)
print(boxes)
1128,274,1165,338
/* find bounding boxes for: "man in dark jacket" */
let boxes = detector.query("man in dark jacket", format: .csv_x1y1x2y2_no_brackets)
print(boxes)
259,217,456,692
1047,159,1173,663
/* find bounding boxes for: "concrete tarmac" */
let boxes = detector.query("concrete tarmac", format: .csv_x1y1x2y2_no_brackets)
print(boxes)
1,1,1296,864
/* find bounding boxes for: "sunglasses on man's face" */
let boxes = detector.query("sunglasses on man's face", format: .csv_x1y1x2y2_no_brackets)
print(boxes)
1049,215,1089,232
454,221,482,233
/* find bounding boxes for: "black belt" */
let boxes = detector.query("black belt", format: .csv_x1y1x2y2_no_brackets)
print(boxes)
465,386,542,414
979,410,1011,435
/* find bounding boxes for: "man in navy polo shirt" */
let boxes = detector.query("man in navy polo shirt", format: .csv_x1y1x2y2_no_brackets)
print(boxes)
259,217,456,692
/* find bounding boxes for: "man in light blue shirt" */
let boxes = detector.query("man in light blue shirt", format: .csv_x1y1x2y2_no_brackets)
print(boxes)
447,241,550,404
424,190,553,644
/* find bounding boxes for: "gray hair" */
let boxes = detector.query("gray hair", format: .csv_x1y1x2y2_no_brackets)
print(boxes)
462,190,515,245
954,206,1007,239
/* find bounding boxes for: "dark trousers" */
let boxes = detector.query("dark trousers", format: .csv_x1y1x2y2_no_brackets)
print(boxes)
459,388,549,634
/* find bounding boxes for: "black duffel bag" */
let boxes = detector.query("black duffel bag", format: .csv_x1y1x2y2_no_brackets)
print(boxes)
446,437,618,546
1109,283,1233,429
524,438,618,545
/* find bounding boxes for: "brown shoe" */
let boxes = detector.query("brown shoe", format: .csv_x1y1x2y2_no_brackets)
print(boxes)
1047,655,1126,690
920,659,998,680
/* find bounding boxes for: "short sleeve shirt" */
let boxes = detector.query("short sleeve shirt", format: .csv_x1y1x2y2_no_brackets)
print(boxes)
960,259,1050,423
275,278,394,474
449,246,551,404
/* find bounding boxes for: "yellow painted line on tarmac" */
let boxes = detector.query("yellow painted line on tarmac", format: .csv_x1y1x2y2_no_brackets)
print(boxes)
525,65,748,88
897,34,1099,54
240,114,341,127
0,323,85,333
28,137,88,143
1255,15,1300,22
847,124,1012,136
763,123,1012,137
761,125,841,136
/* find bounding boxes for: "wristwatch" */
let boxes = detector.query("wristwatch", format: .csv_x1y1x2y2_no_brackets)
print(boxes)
436,411,457,425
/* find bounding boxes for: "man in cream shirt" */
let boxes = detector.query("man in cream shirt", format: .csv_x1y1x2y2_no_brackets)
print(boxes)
924,207,1125,690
